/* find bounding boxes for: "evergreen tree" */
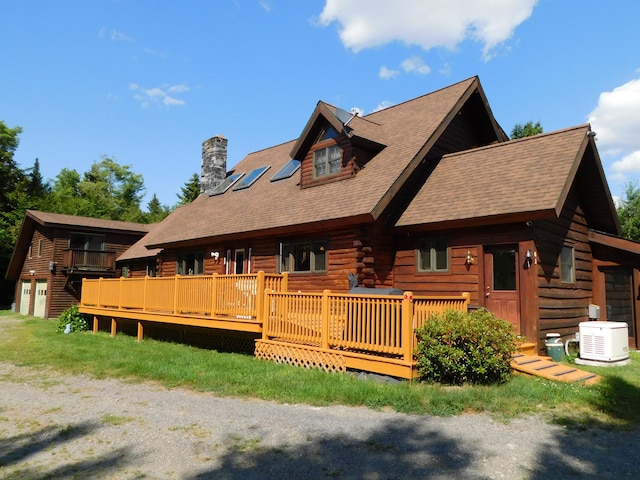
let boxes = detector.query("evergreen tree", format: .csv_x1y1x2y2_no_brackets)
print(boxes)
177,172,201,205
25,158,51,209
145,193,171,223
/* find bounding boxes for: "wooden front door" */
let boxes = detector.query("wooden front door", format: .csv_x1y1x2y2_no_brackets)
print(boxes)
484,245,521,333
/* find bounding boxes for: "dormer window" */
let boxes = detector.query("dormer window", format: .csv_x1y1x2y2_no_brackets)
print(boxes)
313,144,342,178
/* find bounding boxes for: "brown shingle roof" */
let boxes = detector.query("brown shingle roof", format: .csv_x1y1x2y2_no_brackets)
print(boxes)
144,77,487,249
116,230,163,261
396,125,599,228
26,210,151,233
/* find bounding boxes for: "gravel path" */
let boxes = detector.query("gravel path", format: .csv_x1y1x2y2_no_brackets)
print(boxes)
1,357,639,478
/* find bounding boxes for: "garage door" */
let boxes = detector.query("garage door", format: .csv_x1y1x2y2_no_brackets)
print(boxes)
34,280,47,318
19,280,31,315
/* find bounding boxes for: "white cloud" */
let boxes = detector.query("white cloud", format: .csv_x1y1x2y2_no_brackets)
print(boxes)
259,1,272,12
109,28,133,42
318,0,538,60
588,78,640,190
379,65,399,80
400,56,431,75
373,100,394,112
130,83,189,108
588,78,640,155
379,56,430,80
612,151,640,176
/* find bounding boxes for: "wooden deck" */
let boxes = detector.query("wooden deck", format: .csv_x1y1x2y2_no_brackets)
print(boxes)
79,273,471,379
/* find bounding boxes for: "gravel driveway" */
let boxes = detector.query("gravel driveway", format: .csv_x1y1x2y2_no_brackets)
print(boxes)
1,355,639,478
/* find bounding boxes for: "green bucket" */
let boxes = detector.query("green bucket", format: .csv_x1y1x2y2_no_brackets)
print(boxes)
545,334,564,362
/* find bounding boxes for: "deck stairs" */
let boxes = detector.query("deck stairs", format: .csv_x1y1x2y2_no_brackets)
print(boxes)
511,343,601,385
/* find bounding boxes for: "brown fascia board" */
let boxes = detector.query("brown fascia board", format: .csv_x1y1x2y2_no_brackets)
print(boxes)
370,77,483,221
554,129,620,235
26,210,150,235
395,208,558,233
552,127,591,219
474,80,509,142
289,102,345,160
145,213,374,251
5,215,37,280
589,230,640,255
585,133,621,234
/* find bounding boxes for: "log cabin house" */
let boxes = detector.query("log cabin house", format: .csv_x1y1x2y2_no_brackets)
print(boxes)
113,76,639,352
5,210,151,318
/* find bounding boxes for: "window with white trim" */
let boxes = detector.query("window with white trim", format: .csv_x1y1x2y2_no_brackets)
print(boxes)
313,144,342,178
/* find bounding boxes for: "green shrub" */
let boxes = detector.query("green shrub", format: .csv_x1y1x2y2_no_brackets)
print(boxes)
56,304,89,333
415,309,517,385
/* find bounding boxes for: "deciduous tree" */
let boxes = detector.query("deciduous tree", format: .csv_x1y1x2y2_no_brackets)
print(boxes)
510,121,543,139
617,182,640,242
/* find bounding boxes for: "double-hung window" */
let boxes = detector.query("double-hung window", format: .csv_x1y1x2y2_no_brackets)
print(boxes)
280,241,327,273
313,144,342,178
417,236,448,272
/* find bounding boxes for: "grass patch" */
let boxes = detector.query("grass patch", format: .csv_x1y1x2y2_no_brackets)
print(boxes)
1,313,640,428
100,414,136,426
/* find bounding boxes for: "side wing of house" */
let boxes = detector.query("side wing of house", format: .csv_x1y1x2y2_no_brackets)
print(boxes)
394,124,636,352
5,210,150,318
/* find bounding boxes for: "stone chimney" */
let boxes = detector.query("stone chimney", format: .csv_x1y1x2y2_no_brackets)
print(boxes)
201,135,228,195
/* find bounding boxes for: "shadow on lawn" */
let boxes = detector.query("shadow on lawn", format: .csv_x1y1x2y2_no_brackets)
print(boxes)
0,421,132,479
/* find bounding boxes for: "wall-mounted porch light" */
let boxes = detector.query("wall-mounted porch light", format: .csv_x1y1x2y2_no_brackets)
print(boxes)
524,249,533,269
465,250,475,266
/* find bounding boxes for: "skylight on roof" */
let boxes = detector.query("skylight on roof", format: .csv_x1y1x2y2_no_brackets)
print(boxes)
270,160,300,182
232,166,270,191
209,173,243,196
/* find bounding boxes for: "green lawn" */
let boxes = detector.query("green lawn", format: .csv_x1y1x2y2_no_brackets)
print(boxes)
1,313,639,428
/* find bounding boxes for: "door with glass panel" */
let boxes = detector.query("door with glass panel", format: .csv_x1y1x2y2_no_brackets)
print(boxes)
483,245,521,333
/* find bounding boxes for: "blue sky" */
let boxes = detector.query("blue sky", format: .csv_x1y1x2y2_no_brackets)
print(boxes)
2,0,640,208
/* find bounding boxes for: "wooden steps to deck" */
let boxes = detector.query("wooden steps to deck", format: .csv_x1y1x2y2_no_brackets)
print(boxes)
511,353,601,385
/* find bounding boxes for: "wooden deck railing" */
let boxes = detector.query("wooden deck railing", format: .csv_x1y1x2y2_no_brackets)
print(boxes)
62,249,116,272
81,272,289,319
81,274,470,378
262,290,471,363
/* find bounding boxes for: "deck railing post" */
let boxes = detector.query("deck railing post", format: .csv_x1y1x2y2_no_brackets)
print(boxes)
462,292,471,312
262,289,273,340
143,276,148,312
281,272,288,292
402,291,415,364
118,276,124,310
210,273,218,316
97,277,102,308
173,275,180,315
321,289,331,350
256,271,265,321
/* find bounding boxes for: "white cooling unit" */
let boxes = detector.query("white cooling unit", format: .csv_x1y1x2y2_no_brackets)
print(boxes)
579,321,629,362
